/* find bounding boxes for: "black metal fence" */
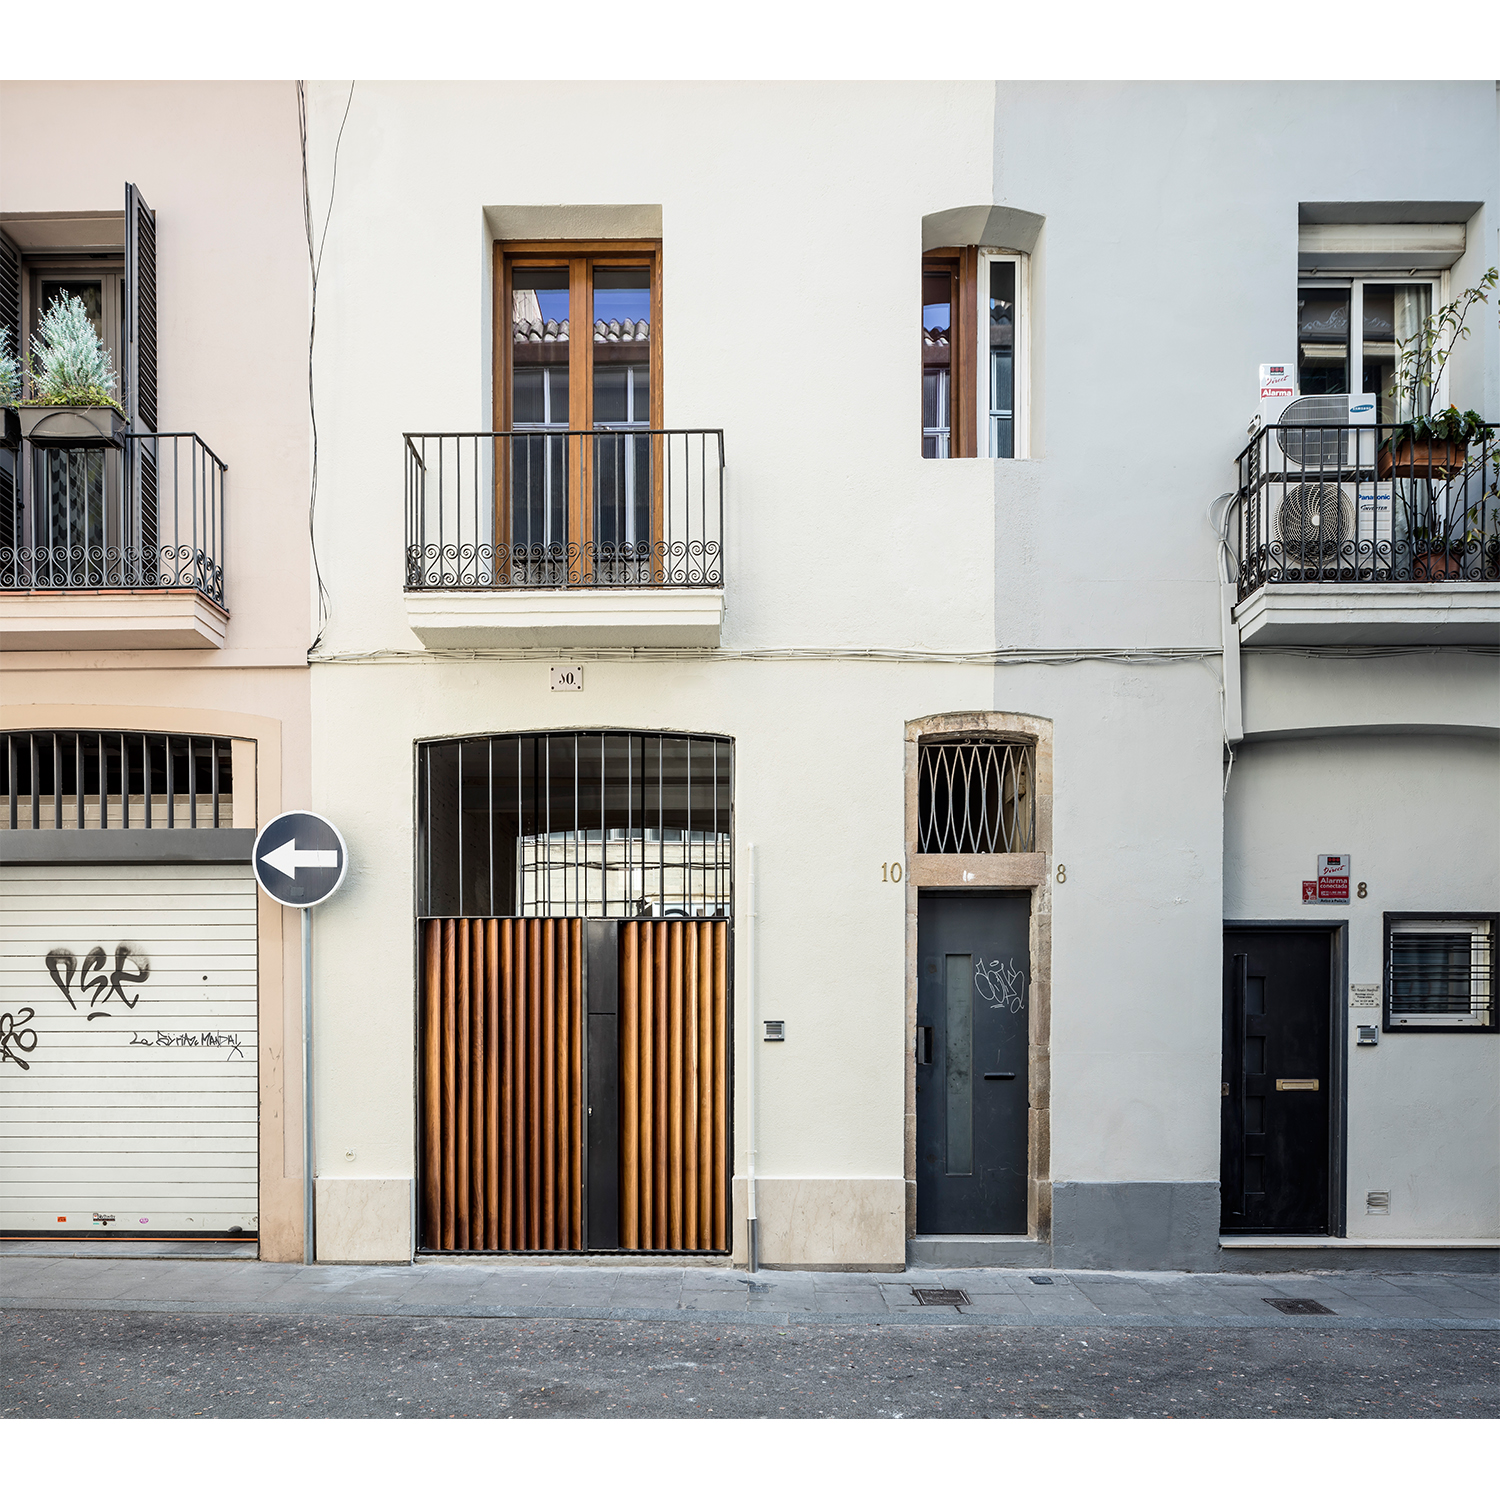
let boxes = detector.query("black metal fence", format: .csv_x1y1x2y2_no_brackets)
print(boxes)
404,430,724,590
1231,419,1499,600
0,431,227,604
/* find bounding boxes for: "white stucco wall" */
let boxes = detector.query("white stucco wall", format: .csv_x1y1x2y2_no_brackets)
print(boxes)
1225,729,1500,1237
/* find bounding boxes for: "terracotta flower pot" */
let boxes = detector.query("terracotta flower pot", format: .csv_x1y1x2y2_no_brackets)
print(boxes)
1412,549,1463,581
1378,438,1467,479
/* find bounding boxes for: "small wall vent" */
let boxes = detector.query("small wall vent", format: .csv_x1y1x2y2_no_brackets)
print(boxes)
1366,1190,1391,1215
763,1020,785,1042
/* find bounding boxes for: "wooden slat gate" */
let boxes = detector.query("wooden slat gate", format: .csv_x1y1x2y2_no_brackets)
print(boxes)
419,916,729,1253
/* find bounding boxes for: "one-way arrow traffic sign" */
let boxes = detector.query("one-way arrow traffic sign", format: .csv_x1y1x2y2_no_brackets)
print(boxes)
252,811,348,908
261,839,340,879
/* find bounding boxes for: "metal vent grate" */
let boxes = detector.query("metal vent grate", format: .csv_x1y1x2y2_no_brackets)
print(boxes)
2,730,234,831
911,1287,969,1306
1264,1297,1336,1316
1276,395,1350,469
918,738,1035,855
763,1020,785,1042
1366,1190,1391,1215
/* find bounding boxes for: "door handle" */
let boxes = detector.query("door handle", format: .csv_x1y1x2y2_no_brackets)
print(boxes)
982,1072,1016,1081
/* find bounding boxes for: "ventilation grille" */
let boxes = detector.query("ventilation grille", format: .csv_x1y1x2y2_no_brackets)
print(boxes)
763,1020,785,1042
918,738,1035,855
1276,395,1350,469
1366,1190,1391,1215
3,730,234,831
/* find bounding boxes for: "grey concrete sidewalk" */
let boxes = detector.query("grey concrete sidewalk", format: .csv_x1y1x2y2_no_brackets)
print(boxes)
2,1255,1496,1330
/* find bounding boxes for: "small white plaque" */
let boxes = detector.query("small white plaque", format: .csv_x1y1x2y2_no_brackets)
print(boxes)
550,664,584,692
1350,983,1379,1007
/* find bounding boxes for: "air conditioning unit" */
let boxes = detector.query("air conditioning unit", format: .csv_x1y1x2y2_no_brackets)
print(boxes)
1255,480,1393,578
1256,393,1378,475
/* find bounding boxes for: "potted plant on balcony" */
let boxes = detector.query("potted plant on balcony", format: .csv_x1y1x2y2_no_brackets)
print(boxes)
0,325,19,447
18,292,125,449
1379,267,1496,478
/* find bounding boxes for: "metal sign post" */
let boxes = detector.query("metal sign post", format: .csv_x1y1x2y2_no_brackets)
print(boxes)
252,811,349,1267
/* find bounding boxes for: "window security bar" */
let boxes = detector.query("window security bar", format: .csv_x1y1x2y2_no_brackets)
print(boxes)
1387,921,1495,1029
418,732,733,919
403,430,724,590
1228,420,1498,600
918,739,1036,855
1,731,234,832
0,432,227,605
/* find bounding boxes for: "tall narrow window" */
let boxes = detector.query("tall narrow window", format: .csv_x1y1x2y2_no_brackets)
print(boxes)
922,260,956,458
988,260,1017,458
497,243,662,582
1297,285,1351,395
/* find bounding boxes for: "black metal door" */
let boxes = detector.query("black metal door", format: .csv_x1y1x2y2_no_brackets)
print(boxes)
916,893,1029,1233
1221,929,1332,1233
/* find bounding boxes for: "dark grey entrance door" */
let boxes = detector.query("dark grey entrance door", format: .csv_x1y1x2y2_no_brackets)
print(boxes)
916,893,1029,1234
1221,928,1332,1233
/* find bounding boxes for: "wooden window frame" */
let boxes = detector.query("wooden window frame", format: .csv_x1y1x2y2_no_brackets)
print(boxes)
922,247,979,459
494,241,664,570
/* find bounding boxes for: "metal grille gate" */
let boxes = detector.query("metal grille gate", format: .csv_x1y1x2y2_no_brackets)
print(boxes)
418,916,729,1253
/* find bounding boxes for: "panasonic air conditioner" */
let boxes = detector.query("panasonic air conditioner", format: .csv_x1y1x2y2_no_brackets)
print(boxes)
1255,392,1378,475
1256,479,1393,578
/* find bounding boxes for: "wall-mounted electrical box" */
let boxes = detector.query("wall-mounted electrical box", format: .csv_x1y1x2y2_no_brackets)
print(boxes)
1357,1025,1379,1046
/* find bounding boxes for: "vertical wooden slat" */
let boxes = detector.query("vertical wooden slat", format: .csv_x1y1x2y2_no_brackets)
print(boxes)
470,918,486,1250
422,921,441,1248
534,918,546,1248
668,920,684,1249
441,919,457,1250
653,922,668,1249
555,918,570,1247
684,921,700,1250
515,919,529,1248
698,920,714,1247
570,919,584,1250
486,920,500,1251
713,921,728,1249
500,919,514,1251
543,920,557,1249
456,919,471,1250
639,922,654,1249
621,922,640,1249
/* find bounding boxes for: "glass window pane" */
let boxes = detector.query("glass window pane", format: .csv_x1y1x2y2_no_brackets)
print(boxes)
1362,283,1432,422
923,266,954,459
945,955,973,1174
1297,287,1350,395
989,261,1016,458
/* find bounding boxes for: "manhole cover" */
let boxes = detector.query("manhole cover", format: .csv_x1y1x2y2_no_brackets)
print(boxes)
1029,1275,1055,1285
912,1287,970,1307
1264,1297,1335,1316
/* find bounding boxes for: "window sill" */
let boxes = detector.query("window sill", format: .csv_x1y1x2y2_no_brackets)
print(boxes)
404,587,724,648
0,589,228,651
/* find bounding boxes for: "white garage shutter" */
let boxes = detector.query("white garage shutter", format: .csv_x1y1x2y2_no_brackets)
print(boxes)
0,864,257,1237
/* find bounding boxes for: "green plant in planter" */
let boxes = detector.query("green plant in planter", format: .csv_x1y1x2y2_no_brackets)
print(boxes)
25,293,122,410
0,325,19,407
1385,266,1496,437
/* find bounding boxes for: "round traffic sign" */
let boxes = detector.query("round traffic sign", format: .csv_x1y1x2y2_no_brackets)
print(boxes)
252,811,348,909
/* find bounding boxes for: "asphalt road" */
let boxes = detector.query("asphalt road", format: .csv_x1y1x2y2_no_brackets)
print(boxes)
3,1309,1496,1418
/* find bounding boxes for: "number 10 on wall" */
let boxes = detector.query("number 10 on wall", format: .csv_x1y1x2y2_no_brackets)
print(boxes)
882,862,903,883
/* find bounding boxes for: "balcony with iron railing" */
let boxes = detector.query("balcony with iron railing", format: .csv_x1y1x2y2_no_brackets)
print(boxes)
0,427,228,650
403,429,724,646
1227,418,1499,645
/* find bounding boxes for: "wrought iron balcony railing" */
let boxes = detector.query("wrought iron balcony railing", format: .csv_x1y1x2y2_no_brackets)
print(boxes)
404,429,724,590
0,430,227,606
1230,418,1499,602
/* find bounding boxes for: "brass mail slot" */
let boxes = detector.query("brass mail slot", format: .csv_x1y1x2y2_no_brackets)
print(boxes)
1276,1078,1320,1091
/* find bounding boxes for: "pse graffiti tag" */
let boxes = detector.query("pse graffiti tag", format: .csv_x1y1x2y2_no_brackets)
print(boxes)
0,1008,40,1070
973,956,1027,1014
45,945,151,1020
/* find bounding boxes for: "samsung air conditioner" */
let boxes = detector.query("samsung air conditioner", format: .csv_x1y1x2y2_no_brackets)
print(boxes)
1254,393,1378,475
1255,480,1393,578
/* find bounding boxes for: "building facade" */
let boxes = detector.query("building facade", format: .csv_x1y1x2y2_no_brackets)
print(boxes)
2,81,1495,1272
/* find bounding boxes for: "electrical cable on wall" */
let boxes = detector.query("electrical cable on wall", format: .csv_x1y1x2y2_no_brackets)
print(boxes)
297,79,355,654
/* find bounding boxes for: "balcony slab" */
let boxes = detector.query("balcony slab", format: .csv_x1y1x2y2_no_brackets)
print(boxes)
0,589,228,651
405,588,724,648
1234,582,1500,647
